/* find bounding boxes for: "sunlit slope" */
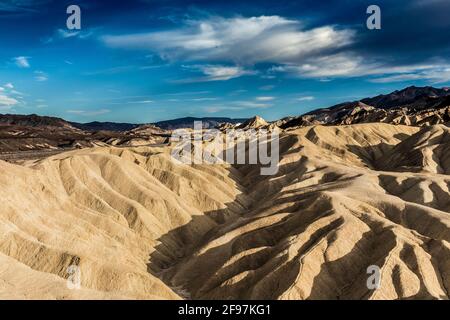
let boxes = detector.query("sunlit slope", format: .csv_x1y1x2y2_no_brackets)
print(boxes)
0,147,245,299
0,123,448,299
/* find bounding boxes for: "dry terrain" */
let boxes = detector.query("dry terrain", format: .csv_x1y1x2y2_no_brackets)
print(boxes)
0,122,449,299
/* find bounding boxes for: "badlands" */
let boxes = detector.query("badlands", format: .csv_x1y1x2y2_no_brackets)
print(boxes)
0,122,448,299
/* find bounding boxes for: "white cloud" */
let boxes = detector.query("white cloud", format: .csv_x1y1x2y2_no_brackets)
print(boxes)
83,65,137,76
204,105,254,113
256,96,275,101
200,65,254,81
234,101,272,108
204,106,227,113
260,74,276,79
13,56,30,68
102,16,355,65
67,109,111,116
271,53,450,83
230,89,248,95
42,28,95,44
369,65,450,83
57,29,80,39
203,100,272,113
369,74,423,83
100,14,450,82
10,90,23,96
0,82,21,109
127,100,154,104
34,71,48,82
57,28,93,40
165,90,211,96
297,96,315,101
0,94,19,106
259,85,275,91
190,97,218,101
271,54,366,78
178,65,255,82
203,105,243,113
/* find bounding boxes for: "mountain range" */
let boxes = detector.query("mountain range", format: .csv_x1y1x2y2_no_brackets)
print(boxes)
277,86,450,129
2,85,450,131
1,85,450,157
70,117,248,132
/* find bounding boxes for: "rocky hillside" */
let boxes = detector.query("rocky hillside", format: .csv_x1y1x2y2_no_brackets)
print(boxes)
0,113,79,130
0,114,167,157
281,86,450,129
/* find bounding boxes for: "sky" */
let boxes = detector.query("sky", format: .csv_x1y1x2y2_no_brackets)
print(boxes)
1,0,450,123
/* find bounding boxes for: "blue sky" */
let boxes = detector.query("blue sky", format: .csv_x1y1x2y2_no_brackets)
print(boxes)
1,0,450,123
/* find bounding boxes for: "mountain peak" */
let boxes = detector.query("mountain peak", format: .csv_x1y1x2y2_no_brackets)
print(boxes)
238,115,268,129
360,85,450,109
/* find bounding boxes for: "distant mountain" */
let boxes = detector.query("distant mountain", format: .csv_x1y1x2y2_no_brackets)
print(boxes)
279,86,450,129
0,114,249,133
0,113,247,156
0,114,142,133
0,114,166,154
71,121,139,132
0,113,77,130
361,86,450,109
152,117,248,130
307,86,450,117
73,117,250,131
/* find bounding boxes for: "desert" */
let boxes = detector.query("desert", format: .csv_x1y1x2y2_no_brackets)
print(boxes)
0,92,449,299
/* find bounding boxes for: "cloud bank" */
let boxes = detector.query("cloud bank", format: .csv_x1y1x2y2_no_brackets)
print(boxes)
102,14,450,84
103,15,354,66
